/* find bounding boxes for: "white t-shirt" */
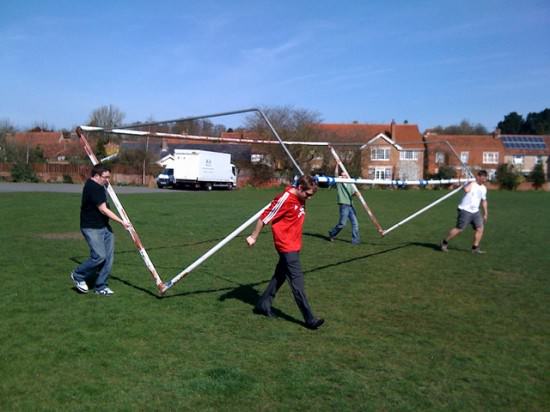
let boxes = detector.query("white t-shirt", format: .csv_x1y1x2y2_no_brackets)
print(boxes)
458,182,487,213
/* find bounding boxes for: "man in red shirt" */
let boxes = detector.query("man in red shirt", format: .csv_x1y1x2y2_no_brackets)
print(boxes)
246,175,324,330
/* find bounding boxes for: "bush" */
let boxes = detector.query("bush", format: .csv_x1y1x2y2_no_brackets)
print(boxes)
11,162,39,182
495,164,522,190
528,163,546,190
249,163,274,185
427,165,457,181
63,174,74,184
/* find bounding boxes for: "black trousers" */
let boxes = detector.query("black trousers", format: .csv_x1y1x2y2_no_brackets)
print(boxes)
256,251,316,324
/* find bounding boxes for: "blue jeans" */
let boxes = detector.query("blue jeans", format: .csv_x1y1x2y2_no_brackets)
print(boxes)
329,204,360,244
73,227,114,291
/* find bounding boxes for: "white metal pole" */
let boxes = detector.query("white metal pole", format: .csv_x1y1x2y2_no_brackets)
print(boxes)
382,185,464,236
315,176,474,185
79,126,362,147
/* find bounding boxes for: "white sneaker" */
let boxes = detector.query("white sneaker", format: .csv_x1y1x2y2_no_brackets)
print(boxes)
71,272,88,293
95,287,114,296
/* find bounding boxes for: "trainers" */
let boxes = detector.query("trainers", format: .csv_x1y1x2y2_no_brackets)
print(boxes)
328,232,335,242
306,318,325,330
252,306,274,318
95,287,114,296
70,272,88,293
471,247,486,254
440,241,448,252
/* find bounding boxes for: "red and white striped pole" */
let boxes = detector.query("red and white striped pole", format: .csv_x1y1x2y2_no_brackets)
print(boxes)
76,127,166,293
328,145,384,235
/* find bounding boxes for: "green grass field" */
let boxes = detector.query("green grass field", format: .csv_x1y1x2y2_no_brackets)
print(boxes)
1,187,548,410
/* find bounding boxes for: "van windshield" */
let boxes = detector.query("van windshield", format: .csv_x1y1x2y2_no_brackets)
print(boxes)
162,168,174,176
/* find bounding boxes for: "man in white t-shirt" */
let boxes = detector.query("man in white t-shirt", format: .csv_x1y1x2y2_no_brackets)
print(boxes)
440,170,488,254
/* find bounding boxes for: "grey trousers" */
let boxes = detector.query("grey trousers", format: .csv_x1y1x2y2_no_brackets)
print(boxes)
256,251,316,324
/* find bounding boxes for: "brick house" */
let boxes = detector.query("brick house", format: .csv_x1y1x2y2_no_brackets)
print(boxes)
423,133,506,179
318,122,425,180
8,131,81,163
497,134,550,177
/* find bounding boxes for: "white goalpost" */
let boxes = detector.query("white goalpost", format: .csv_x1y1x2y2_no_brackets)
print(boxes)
77,108,308,294
77,109,475,294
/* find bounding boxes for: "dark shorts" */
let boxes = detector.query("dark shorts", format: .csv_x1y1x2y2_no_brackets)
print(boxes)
456,208,483,230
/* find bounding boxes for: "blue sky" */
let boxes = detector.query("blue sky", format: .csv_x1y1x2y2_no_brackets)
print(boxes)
1,0,549,131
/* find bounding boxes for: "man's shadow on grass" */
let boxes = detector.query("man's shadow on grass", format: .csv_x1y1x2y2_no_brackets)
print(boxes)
69,236,421,309
304,231,395,245
302,241,413,275
407,241,442,251
216,276,304,327
68,235,245,272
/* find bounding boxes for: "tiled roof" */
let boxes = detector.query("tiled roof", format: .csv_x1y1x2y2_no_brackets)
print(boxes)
8,132,82,159
424,134,505,150
221,124,424,146
317,123,423,146
221,131,262,140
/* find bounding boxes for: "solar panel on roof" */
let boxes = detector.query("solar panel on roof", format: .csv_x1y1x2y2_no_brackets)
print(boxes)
500,135,546,150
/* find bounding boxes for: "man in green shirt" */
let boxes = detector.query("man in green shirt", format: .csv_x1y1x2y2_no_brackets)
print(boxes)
328,172,360,244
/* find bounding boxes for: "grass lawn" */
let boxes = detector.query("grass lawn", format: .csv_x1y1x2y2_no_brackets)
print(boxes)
0,187,548,410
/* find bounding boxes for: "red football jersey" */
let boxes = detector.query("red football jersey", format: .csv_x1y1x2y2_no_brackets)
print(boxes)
261,186,306,253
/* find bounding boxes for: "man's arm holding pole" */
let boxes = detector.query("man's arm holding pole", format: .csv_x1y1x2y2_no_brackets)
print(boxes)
98,203,131,229
246,219,265,247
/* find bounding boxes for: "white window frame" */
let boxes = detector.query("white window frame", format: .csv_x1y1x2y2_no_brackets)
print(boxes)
371,147,390,161
399,150,418,161
435,152,445,164
250,154,264,163
374,167,392,180
513,155,523,165
460,151,469,164
483,152,499,164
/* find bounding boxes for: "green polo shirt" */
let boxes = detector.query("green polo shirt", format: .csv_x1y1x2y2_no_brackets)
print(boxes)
336,182,357,205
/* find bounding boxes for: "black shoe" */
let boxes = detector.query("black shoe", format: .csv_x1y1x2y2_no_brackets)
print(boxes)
253,307,274,318
306,318,325,330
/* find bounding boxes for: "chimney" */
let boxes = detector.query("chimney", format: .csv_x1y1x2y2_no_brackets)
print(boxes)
493,128,501,139
390,119,396,140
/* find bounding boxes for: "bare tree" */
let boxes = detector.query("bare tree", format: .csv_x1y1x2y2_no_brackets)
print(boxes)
0,119,16,162
244,106,323,176
29,121,54,132
87,104,125,128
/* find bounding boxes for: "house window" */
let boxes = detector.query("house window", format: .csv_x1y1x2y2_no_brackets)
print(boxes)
460,151,469,164
371,147,390,161
536,155,544,164
374,167,392,180
250,154,264,163
483,152,499,164
399,150,418,161
435,152,445,164
513,155,523,165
